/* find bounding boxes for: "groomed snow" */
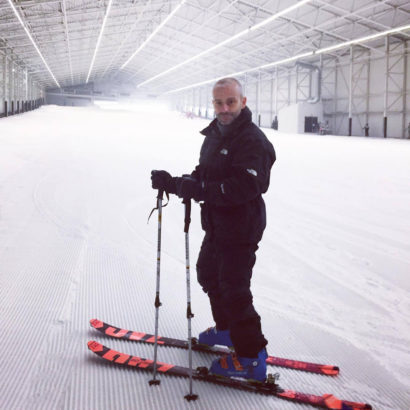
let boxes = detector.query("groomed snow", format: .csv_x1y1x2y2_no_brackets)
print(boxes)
1,105,409,409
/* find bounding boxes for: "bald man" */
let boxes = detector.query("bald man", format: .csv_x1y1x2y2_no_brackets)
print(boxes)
151,77,276,382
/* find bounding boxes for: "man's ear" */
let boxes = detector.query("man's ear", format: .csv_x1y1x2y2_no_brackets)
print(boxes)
241,96,247,109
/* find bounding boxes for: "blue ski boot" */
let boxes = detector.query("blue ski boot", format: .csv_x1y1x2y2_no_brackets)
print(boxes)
209,348,268,382
198,327,233,348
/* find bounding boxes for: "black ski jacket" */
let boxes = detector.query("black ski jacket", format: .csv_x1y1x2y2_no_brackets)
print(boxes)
192,106,276,243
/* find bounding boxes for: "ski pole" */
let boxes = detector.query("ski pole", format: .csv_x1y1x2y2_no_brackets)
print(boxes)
183,198,198,401
149,189,164,386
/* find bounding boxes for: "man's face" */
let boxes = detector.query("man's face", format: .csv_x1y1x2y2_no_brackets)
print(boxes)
212,83,246,125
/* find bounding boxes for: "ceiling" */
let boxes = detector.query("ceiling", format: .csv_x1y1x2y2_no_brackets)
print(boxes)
1,0,409,95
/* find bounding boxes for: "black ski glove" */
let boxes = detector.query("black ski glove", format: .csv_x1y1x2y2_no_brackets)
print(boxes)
175,176,205,201
151,170,177,194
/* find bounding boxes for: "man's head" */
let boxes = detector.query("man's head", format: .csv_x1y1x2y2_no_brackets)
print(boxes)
212,78,246,125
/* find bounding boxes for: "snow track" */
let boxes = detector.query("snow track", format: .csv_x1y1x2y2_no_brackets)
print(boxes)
1,106,409,409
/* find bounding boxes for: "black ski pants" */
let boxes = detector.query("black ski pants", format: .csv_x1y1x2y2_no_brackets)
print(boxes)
196,233,267,357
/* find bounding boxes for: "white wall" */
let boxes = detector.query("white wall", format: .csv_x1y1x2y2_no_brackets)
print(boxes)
278,101,324,133
277,103,298,133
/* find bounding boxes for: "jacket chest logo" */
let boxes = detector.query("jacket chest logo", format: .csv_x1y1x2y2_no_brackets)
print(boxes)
220,148,228,155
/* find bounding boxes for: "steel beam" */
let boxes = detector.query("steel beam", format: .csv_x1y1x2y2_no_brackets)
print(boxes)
383,36,389,138
256,71,261,126
348,45,353,136
287,69,291,106
403,40,408,139
275,67,278,118
2,49,7,102
333,58,337,134
270,71,274,125
10,53,14,108
366,50,370,128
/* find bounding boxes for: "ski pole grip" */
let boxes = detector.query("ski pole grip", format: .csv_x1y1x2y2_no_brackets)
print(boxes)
183,198,191,233
157,189,164,200
186,303,194,319
154,294,162,308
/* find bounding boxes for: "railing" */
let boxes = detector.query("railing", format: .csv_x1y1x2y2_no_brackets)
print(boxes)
0,98,44,118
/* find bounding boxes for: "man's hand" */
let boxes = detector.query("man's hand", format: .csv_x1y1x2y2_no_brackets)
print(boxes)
151,170,176,193
175,176,205,201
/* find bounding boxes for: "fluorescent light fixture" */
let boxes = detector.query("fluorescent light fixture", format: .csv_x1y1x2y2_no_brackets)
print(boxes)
6,0,60,88
86,0,114,84
316,23,410,54
126,0,239,82
163,24,410,95
137,0,313,88
121,0,187,70
249,0,312,32
61,0,74,85
259,51,314,70
163,52,315,95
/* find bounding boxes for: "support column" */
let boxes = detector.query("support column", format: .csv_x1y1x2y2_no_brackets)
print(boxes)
17,65,22,112
28,75,31,102
31,78,34,103
10,54,15,114
15,64,18,113
275,67,278,119
243,73,247,96
17,65,21,111
205,86,209,119
270,72,274,125
2,49,7,115
365,50,371,131
348,45,353,136
25,68,28,101
287,69,291,105
198,87,202,117
295,64,299,103
16,61,19,112
402,40,408,139
192,88,195,115
333,58,338,134
383,35,389,138
256,71,261,126
319,54,323,102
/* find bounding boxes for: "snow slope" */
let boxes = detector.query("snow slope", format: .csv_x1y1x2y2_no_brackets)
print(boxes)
1,105,409,409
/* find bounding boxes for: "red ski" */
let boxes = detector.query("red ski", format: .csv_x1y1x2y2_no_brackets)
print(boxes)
87,340,371,409
90,318,339,376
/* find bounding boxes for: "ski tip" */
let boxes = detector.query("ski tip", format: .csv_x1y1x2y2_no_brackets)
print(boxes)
323,394,372,410
87,340,103,352
322,365,340,376
90,318,104,329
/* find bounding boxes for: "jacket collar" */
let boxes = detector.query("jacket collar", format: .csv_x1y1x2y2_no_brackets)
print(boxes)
200,106,253,138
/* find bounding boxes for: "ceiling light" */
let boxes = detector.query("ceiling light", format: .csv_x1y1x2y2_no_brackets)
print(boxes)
316,23,410,54
137,0,313,88
121,0,187,70
163,24,410,95
7,0,60,88
163,52,314,95
86,0,114,84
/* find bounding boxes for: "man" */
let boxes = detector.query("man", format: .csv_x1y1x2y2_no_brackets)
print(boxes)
364,123,370,137
151,77,276,382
